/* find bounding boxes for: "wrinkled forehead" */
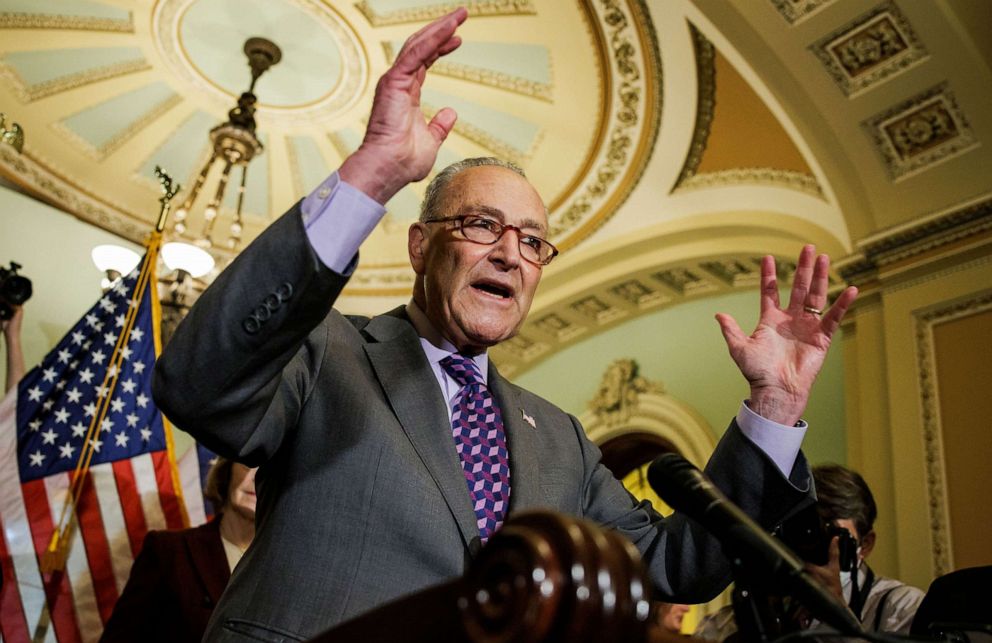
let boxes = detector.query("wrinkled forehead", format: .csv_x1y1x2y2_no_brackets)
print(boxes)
439,166,548,232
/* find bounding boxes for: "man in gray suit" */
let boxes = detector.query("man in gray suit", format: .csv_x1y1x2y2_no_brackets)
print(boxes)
154,8,857,641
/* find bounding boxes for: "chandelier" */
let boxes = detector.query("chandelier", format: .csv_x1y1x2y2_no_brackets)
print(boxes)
170,37,282,250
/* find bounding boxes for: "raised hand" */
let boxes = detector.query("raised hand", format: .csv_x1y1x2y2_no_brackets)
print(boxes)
339,8,468,204
715,245,858,427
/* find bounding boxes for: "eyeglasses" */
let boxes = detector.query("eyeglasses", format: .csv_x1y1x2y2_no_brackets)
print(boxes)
424,215,559,266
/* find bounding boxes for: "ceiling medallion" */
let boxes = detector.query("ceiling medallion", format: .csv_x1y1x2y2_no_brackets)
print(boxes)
151,0,369,127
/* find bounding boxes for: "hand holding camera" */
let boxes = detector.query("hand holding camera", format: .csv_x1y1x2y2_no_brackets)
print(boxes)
0,261,32,322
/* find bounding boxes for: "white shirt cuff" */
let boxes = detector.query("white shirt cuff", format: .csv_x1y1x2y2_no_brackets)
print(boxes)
302,171,386,275
736,401,806,478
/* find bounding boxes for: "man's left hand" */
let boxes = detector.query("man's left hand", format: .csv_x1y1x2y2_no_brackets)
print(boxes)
715,245,858,427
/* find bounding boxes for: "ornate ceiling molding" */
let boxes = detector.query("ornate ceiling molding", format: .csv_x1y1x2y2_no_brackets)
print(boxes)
810,1,928,98
151,0,369,127
546,0,662,251
0,146,149,245
836,194,992,287
862,83,977,181
0,11,134,32
768,0,834,25
491,250,802,377
0,58,151,103
355,0,537,27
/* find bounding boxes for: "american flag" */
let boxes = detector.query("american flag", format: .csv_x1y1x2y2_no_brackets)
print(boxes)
0,259,197,642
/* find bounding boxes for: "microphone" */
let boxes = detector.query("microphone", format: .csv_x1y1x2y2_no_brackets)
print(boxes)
647,453,863,636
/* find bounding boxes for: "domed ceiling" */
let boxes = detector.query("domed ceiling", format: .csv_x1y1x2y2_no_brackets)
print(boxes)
2,0,990,375
0,0,659,286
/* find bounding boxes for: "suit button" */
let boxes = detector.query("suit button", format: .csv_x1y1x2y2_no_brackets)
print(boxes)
254,305,271,321
243,317,260,334
263,294,280,310
276,282,293,300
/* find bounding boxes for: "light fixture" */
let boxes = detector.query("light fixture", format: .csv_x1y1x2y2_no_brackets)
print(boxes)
161,241,215,279
91,244,141,291
170,37,281,250
0,112,24,153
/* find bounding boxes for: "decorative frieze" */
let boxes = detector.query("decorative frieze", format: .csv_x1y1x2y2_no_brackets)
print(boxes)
811,2,927,97
863,84,977,180
769,0,835,25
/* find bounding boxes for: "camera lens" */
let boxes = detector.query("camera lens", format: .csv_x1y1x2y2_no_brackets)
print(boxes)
1,273,32,305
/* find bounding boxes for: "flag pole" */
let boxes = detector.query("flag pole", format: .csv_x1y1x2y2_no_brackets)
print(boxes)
40,168,182,572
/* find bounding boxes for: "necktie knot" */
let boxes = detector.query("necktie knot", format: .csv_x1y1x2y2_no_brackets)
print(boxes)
440,354,484,389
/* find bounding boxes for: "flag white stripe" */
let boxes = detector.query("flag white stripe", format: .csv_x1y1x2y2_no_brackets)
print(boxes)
44,475,101,643
177,445,206,525
130,453,166,532
89,462,130,594
0,392,49,641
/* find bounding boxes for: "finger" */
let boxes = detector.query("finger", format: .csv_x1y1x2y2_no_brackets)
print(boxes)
820,285,858,338
826,535,843,575
806,253,830,311
715,313,746,351
427,107,458,144
394,8,467,75
787,244,816,312
759,255,780,315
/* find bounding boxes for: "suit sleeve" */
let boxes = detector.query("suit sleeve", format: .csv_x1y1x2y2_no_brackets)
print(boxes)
153,203,348,465
576,417,815,603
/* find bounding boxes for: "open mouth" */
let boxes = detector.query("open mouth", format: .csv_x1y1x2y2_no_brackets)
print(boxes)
472,281,513,299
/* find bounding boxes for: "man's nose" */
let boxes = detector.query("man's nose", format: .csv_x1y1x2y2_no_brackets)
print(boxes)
488,228,522,267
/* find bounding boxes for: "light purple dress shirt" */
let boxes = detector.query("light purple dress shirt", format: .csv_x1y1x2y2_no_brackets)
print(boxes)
300,172,807,477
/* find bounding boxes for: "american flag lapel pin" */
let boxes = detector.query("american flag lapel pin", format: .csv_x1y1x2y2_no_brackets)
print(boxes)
521,409,536,429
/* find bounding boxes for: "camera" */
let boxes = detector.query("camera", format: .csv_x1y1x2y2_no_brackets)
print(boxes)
776,504,859,572
0,261,32,320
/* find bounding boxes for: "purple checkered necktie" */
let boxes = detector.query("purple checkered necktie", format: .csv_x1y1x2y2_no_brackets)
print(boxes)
440,353,511,543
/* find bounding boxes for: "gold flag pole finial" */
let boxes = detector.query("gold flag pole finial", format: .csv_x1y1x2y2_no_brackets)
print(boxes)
154,166,181,233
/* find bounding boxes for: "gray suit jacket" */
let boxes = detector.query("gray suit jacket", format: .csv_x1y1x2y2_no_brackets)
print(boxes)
154,205,814,642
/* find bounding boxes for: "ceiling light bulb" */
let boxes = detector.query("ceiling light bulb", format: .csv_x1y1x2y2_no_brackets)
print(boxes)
204,206,218,220
161,242,215,278
91,244,141,276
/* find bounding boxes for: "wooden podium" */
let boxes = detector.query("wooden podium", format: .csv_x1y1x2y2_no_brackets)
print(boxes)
310,511,687,642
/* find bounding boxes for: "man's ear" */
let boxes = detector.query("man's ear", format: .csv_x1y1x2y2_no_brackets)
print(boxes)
408,223,428,275
859,530,876,559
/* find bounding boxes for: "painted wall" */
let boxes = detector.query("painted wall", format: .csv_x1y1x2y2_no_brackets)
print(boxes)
512,287,847,466
0,183,142,374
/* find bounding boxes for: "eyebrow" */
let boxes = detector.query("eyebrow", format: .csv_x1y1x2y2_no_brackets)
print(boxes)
459,204,548,236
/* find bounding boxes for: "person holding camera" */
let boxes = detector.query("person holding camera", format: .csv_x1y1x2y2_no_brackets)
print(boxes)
802,463,925,634
1,260,31,392
693,463,925,640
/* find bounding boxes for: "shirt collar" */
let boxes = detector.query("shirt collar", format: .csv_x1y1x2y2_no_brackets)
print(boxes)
405,299,488,383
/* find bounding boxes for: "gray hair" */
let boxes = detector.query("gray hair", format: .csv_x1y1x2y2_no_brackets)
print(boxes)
419,157,526,222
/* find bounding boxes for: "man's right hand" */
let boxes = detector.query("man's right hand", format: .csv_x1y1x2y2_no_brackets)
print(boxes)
339,8,468,205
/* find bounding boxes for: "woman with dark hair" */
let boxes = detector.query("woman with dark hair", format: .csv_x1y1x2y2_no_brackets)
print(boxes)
100,457,257,642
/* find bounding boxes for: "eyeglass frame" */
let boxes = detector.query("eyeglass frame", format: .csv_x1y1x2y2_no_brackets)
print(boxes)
422,214,560,266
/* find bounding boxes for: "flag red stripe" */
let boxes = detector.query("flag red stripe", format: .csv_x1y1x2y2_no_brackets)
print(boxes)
22,479,83,643
75,471,119,623
152,451,183,529
0,509,32,642
112,459,147,557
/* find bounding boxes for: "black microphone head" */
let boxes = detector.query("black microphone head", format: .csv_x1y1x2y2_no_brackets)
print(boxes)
647,452,710,515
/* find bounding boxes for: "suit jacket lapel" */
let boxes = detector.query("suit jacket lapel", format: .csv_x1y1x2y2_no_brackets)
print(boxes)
488,366,542,513
362,309,480,550
186,518,230,605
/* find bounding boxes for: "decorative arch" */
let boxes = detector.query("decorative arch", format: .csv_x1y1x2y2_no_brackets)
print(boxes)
578,358,717,470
